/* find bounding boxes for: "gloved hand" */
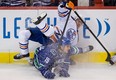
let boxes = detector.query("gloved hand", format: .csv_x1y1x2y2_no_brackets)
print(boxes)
59,69,70,77
60,1,74,10
43,70,55,79
66,1,74,10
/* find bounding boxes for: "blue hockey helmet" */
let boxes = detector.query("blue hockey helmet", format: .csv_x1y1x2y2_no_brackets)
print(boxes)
59,37,71,46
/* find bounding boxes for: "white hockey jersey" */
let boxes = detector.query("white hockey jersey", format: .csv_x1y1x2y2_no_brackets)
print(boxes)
56,3,79,46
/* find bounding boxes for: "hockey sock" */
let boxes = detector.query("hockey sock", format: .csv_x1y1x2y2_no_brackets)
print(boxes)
19,42,29,55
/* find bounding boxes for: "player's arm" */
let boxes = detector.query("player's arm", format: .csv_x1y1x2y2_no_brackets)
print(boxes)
33,48,55,79
53,58,70,77
75,18,83,29
71,14,83,30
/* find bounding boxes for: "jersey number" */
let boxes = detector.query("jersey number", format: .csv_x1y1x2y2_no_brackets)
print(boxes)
44,57,50,63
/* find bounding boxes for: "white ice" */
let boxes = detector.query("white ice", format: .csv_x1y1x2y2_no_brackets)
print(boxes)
0,63,116,80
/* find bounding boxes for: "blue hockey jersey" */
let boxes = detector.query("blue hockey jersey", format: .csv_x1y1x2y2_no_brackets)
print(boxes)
33,43,80,77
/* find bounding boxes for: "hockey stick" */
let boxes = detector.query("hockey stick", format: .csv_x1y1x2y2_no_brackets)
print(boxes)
58,9,72,47
74,11,111,61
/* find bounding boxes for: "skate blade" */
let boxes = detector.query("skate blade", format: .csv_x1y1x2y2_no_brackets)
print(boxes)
13,57,30,64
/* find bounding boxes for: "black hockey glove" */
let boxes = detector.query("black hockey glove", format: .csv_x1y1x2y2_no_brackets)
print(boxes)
43,70,55,79
59,69,70,77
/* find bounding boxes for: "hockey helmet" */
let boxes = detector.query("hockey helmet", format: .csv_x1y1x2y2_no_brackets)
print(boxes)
59,37,71,46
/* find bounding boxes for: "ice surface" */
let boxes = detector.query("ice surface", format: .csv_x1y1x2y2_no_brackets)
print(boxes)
0,63,116,80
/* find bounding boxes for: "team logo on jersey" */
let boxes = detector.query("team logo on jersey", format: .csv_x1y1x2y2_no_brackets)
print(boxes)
50,49,56,56
66,28,76,41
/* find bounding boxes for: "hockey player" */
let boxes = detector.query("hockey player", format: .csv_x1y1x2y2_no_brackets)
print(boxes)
33,37,94,79
56,1,83,64
14,12,62,60
56,1,83,46
14,1,76,60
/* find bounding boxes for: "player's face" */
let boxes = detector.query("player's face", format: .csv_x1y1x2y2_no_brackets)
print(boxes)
63,45,71,53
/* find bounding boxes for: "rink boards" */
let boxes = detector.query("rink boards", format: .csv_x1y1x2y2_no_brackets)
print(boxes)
0,7,116,63
0,52,115,63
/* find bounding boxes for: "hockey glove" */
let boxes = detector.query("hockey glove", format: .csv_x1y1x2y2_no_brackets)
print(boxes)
59,69,70,77
66,1,74,10
43,70,55,79
60,1,74,10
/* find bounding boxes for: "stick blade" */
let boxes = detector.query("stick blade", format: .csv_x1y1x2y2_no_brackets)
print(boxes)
105,55,111,62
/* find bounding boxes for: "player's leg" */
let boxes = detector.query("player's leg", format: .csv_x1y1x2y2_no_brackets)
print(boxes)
78,45,94,54
14,30,31,59
81,45,94,53
28,27,53,46
72,45,94,54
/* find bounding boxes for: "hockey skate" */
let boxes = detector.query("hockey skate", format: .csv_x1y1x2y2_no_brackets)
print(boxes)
14,53,29,59
82,45,94,53
31,12,47,25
